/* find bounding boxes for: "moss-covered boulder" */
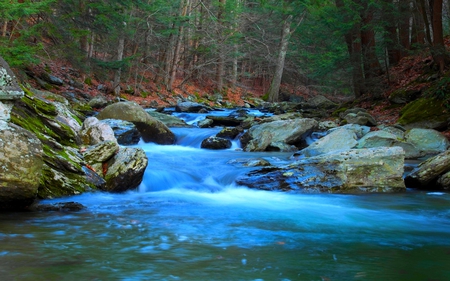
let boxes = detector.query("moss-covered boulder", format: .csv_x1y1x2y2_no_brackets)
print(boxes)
10,92,103,199
97,102,175,144
398,98,450,130
11,94,81,147
0,121,43,209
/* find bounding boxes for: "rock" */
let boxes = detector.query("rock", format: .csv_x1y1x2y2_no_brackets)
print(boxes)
405,150,450,189
318,120,339,131
437,171,450,190
30,202,85,212
82,140,119,164
205,115,245,127
201,136,232,149
100,147,148,192
298,127,358,157
398,97,450,130
0,101,12,121
38,144,98,199
99,119,141,145
216,127,242,139
81,117,117,145
389,88,421,104
88,95,109,109
357,130,423,159
175,101,208,113
303,95,338,110
198,118,214,128
11,94,82,147
236,147,405,193
40,72,64,86
243,118,318,152
404,128,449,155
146,110,190,127
0,121,44,209
343,111,377,126
227,158,271,167
97,102,175,144
0,56,24,100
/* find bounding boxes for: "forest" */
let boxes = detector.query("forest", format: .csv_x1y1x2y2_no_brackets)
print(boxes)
1,0,450,104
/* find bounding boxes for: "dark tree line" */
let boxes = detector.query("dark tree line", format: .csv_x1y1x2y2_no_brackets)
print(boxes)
1,0,449,100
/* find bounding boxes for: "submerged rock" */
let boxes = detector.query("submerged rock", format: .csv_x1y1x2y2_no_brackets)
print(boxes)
236,147,405,193
0,121,43,209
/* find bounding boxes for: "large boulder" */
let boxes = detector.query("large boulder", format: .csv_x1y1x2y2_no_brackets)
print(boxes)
100,147,148,192
404,128,449,155
242,118,318,152
97,102,175,144
357,130,423,159
0,121,43,209
405,150,450,189
298,127,359,157
236,147,405,193
10,93,104,198
397,98,450,130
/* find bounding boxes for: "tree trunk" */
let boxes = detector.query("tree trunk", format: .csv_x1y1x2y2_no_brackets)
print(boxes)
216,0,226,91
168,0,190,92
336,0,365,98
383,0,402,66
430,0,448,73
113,37,125,96
360,0,382,79
268,15,292,102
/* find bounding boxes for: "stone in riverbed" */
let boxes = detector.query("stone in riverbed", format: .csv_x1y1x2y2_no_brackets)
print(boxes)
97,102,175,144
236,147,405,193
201,136,232,150
405,150,450,189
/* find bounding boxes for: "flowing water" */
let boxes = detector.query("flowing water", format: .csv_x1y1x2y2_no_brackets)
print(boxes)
1,110,450,281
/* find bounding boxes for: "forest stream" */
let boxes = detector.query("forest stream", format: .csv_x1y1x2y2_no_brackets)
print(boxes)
0,109,449,281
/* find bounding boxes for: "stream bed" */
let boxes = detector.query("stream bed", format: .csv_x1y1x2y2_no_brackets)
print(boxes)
1,110,449,280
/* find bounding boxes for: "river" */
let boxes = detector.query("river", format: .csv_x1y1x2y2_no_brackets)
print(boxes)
1,109,449,280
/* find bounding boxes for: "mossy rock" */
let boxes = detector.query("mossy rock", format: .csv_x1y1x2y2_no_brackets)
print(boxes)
388,88,421,104
398,97,450,130
11,94,80,147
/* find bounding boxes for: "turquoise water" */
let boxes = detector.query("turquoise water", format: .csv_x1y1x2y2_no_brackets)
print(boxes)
1,116,450,281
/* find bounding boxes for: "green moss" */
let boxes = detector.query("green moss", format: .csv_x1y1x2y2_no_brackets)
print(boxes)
84,77,92,85
332,107,348,117
398,97,450,125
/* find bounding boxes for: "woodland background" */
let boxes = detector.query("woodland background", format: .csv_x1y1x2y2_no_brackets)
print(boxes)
2,0,450,105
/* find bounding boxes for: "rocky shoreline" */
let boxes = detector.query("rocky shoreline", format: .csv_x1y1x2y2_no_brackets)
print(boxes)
1,57,450,211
